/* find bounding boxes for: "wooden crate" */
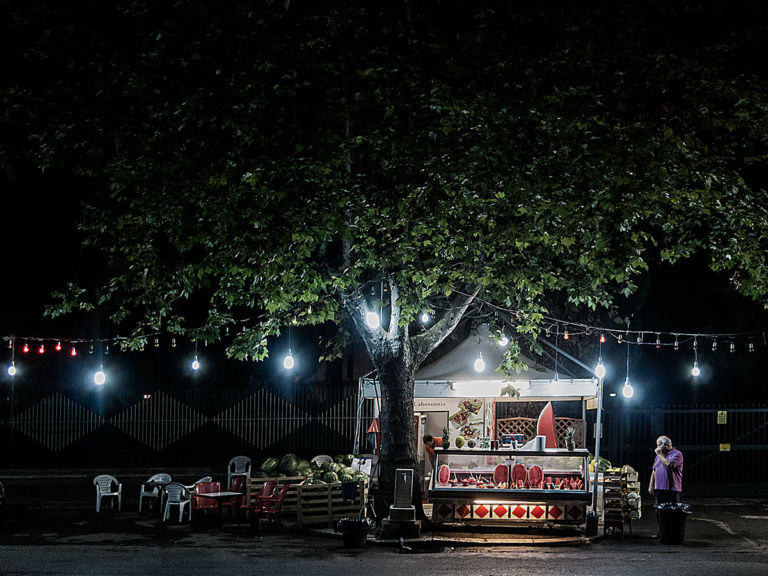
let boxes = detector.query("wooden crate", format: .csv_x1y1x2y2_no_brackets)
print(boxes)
295,479,369,528
245,476,308,515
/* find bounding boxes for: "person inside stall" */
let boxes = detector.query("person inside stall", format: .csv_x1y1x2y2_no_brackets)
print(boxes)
423,434,442,468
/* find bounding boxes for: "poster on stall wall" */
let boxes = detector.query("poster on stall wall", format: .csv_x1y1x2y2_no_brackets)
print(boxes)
448,398,484,446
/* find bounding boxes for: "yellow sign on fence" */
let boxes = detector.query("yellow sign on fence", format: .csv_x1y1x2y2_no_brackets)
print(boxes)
719,443,731,452
717,411,727,424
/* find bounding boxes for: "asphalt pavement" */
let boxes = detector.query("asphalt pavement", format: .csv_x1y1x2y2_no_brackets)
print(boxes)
1,470,768,575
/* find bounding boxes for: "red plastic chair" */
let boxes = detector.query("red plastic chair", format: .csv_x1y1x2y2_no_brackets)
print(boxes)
254,482,291,531
191,481,221,528
240,480,277,528
220,476,246,519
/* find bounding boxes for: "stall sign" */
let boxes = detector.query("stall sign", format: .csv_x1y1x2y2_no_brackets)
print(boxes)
415,398,450,411
719,443,731,452
717,411,727,425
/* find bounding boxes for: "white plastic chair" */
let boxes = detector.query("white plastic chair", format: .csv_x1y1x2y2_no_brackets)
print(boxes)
184,476,212,492
93,474,122,512
162,482,191,523
138,472,172,512
227,456,252,490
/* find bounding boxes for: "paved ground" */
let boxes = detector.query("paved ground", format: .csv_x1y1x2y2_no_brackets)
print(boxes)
2,470,768,575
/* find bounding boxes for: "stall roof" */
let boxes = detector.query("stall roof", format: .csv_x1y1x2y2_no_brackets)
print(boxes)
363,325,597,401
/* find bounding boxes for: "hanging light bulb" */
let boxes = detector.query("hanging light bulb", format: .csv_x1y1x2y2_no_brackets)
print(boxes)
94,364,106,386
563,329,570,340
691,361,700,377
594,358,606,379
712,339,718,352
154,338,160,348
191,355,200,370
105,344,110,355
498,334,509,347
656,334,661,349
89,342,94,354
618,334,623,344
474,352,485,372
674,336,679,351
749,343,755,353
693,337,698,351
283,349,295,370
7,361,16,376
70,345,78,357
730,342,735,353
622,378,635,398
171,338,177,348
55,341,62,352
420,311,430,324
365,310,380,329
22,342,29,354
6,340,11,349
38,343,45,354
600,333,606,343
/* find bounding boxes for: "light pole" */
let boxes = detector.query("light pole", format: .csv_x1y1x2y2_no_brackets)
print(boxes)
587,361,606,536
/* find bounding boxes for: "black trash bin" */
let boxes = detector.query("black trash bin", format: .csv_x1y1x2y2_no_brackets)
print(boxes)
654,502,692,544
335,517,375,548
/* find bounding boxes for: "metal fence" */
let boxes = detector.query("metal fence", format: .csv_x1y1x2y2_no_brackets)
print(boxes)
600,404,768,492
0,381,373,470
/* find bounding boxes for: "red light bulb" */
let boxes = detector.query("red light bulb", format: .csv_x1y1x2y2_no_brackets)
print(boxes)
38,344,45,354
599,334,606,343
55,341,62,351
70,346,78,357
563,330,570,340
22,343,30,353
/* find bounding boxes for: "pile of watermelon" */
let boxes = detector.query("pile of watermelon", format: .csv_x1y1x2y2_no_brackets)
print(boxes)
253,453,368,485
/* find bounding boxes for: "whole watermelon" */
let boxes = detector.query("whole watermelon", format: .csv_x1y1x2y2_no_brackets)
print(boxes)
322,471,339,483
260,457,279,474
321,462,335,473
342,454,355,466
279,453,298,474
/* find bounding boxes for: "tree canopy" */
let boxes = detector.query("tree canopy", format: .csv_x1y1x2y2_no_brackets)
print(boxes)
3,0,768,506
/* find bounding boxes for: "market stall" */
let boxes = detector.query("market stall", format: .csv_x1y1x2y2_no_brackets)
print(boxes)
361,325,599,527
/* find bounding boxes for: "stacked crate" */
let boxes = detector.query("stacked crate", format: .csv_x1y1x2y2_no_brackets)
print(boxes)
602,467,641,538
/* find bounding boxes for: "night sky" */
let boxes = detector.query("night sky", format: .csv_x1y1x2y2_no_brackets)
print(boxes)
1,1,767,406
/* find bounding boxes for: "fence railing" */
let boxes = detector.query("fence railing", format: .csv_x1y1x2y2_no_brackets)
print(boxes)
600,404,768,490
0,382,373,469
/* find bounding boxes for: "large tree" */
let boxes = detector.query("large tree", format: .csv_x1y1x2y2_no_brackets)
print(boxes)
3,0,767,509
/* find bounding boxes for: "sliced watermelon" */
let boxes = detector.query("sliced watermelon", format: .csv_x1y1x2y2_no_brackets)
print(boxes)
493,464,509,486
528,465,543,488
511,463,527,487
437,464,450,484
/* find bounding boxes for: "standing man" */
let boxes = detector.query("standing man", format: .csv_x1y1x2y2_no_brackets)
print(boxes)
649,435,684,503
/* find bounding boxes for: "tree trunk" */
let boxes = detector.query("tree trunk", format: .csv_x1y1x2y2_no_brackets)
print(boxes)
372,340,420,516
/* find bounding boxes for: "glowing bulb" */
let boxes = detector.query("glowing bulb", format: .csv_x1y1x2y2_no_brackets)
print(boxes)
622,378,634,398
674,336,679,350
55,341,62,351
712,340,717,351
283,349,295,370
8,362,16,376
94,366,106,386
420,312,430,324
365,311,380,329
594,360,606,379
730,342,735,353
498,335,509,347
656,334,661,349
191,355,200,371
563,330,569,340
22,343,29,354
473,352,485,372
691,362,700,377
38,344,45,354
600,334,606,343
70,346,78,357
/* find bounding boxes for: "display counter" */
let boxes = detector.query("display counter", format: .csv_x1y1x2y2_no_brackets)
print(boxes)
430,448,590,526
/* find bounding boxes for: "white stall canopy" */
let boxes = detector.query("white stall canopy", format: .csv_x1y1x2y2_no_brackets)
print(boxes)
362,325,597,402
